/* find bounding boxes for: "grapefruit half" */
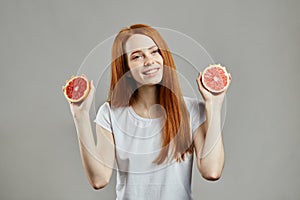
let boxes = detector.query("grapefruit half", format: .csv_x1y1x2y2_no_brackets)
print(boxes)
201,64,229,93
63,75,90,103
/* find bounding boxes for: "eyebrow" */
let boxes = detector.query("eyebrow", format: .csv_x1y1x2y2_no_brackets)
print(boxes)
129,45,158,55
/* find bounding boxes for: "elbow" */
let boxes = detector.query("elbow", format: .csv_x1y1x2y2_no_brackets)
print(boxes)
92,182,107,190
202,173,221,181
201,171,222,181
198,165,222,181
91,177,110,190
197,160,224,182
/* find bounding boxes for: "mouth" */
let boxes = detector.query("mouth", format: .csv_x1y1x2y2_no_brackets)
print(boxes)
142,67,160,75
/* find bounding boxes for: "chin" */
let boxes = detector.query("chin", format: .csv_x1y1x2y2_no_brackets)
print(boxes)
146,77,163,86
136,73,163,86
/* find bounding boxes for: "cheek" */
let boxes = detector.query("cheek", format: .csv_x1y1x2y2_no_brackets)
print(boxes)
129,65,142,78
127,61,139,71
157,55,164,64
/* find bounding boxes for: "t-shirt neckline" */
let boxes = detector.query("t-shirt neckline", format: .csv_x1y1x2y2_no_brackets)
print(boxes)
128,106,163,122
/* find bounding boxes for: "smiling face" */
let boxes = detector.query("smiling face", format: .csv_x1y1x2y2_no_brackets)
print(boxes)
125,34,164,87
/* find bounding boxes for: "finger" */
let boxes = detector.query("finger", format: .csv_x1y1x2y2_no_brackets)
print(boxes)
196,72,201,83
197,72,212,95
90,80,94,87
228,73,232,87
196,72,204,88
90,80,95,92
196,76,207,95
198,71,202,79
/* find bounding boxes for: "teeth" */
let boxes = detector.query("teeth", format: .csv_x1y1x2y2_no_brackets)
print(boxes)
144,68,159,75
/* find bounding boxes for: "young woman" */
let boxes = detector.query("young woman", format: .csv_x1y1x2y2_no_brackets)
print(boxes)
65,24,231,199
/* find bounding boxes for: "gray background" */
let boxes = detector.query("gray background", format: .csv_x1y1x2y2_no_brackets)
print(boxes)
0,0,299,199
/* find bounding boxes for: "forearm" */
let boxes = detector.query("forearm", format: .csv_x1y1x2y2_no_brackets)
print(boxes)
73,112,110,188
199,103,225,179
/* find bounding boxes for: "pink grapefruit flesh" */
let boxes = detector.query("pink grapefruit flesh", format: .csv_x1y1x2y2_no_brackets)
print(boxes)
63,76,90,103
201,64,229,93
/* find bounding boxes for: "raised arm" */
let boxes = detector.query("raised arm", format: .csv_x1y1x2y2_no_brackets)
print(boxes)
64,78,115,189
193,104,225,181
193,71,232,181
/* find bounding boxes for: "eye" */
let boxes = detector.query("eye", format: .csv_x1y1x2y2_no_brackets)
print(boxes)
152,49,159,54
132,55,143,60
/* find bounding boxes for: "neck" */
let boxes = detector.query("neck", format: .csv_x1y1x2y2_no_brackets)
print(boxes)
134,85,159,109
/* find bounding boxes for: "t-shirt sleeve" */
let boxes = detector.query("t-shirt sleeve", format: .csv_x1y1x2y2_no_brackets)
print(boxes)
93,102,113,133
189,97,206,134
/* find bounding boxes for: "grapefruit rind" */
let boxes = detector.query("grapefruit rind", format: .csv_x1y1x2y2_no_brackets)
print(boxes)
201,64,229,93
63,76,90,103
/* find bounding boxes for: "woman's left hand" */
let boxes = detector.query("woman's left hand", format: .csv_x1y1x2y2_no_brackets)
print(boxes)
196,72,232,106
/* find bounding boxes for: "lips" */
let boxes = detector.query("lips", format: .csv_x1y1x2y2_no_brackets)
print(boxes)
142,67,160,75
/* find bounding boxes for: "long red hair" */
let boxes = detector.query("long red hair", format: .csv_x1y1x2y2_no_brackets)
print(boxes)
108,24,193,164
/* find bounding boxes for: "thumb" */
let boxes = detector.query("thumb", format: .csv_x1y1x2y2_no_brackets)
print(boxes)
90,80,95,93
196,72,204,90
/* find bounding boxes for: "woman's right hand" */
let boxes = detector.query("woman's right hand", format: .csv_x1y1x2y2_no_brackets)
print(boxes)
62,75,95,119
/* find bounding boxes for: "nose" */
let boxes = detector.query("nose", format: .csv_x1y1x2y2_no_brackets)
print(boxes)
144,53,154,66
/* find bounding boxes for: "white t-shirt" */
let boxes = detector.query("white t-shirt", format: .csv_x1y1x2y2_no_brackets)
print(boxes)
94,96,206,200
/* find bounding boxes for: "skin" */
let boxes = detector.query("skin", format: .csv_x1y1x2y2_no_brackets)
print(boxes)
194,71,232,180
66,81,115,189
124,34,164,118
63,33,232,189
125,34,163,87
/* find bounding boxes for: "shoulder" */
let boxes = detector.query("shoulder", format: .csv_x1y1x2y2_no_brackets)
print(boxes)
97,101,111,112
183,96,205,112
96,101,129,118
